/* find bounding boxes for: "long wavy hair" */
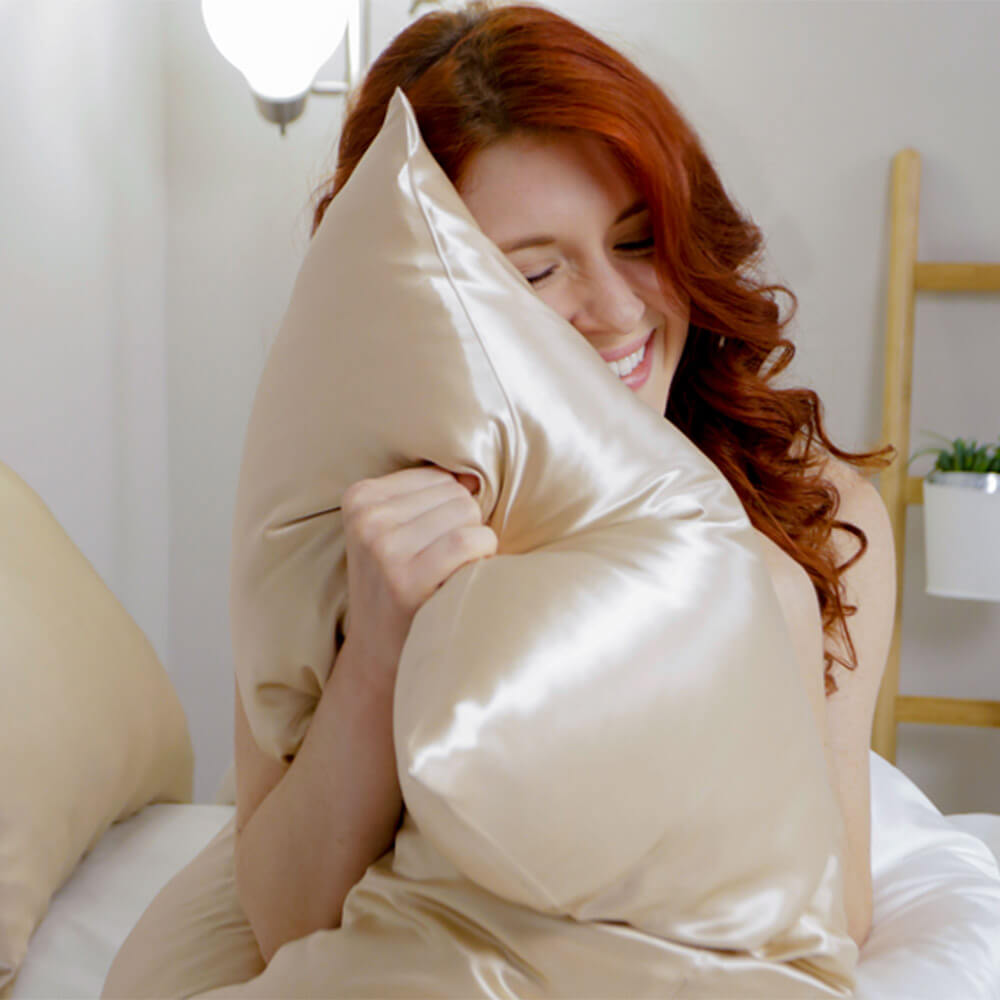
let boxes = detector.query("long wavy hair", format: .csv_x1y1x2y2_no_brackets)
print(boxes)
310,1,894,696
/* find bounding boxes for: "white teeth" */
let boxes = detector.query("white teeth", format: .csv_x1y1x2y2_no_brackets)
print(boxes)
606,340,647,377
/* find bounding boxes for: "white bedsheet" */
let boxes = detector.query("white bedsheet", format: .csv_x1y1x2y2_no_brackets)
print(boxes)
11,755,1000,999
857,754,1000,999
11,805,234,1000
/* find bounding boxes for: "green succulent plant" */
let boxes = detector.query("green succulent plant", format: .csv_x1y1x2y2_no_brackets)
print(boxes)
908,432,1000,474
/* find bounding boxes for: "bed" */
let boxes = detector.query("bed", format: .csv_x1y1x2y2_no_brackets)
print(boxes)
7,753,1000,1000
3,414,999,998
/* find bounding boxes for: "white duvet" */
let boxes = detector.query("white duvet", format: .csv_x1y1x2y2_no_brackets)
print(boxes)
857,754,1000,998
11,754,1000,999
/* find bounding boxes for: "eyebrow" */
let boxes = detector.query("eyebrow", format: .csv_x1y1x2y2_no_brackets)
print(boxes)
496,199,649,254
615,199,648,225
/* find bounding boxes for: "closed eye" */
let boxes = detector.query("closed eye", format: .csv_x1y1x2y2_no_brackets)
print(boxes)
525,265,557,285
615,236,654,253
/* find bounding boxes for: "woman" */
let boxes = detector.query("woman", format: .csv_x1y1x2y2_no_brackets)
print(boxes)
104,2,896,995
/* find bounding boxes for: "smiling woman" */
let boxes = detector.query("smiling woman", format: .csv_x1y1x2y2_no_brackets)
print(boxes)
318,0,895,702
310,0,899,958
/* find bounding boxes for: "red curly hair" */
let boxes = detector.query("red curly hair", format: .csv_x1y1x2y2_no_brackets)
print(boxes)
310,1,894,696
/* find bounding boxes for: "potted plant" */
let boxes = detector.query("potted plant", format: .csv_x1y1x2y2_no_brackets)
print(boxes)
908,434,1000,601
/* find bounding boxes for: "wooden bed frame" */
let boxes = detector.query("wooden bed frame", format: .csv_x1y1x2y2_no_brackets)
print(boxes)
871,148,1000,763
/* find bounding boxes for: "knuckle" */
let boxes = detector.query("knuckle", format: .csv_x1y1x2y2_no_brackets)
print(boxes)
341,478,373,516
370,528,400,564
452,523,482,556
352,507,389,547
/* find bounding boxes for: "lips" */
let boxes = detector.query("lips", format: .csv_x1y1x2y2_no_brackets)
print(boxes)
619,330,655,390
598,330,654,363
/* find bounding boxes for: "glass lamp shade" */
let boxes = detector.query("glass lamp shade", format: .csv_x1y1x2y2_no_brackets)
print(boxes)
201,0,351,101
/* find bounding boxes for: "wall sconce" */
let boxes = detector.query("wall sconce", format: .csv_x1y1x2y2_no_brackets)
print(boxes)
201,0,368,135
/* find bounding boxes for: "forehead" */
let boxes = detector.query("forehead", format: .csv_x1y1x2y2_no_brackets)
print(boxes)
456,132,639,241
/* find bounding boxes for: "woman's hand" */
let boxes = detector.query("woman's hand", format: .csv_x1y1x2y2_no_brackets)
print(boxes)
339,466,497,695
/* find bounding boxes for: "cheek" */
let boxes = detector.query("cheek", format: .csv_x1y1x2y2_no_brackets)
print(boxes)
531,284,576,324
628,262,680,313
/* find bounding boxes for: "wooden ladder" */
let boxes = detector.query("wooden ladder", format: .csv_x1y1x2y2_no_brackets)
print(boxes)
871,148,1000,763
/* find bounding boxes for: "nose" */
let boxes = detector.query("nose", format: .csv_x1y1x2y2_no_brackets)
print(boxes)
570,261,645,336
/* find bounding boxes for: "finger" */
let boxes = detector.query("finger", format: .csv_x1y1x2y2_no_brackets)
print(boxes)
410,524,498,600
376,493,485,565
363,478,479,536
343,465,463,509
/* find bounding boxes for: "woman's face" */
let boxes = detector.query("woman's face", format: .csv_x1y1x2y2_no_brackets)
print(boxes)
457,132,690,415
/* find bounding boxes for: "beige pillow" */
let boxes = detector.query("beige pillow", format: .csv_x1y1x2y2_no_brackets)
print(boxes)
0,462,193,996
226,89,857,995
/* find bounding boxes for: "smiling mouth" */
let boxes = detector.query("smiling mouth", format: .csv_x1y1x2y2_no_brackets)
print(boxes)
605,329,656,389
598,330,653,365
605,338,648,377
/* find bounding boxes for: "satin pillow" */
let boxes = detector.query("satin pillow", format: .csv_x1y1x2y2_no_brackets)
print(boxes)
229,88,856,993
0,462,193,997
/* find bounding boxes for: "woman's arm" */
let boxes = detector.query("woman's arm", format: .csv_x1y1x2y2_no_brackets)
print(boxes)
233,641,402,964
818,457,896,950
233,466,496,963
753,451,894,950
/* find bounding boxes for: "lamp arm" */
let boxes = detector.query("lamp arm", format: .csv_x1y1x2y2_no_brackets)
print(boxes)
306,0,367,97
310,81,351,95
346,0,365,89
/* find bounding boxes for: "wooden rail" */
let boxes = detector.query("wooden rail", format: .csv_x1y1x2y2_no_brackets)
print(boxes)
915,262,1000,292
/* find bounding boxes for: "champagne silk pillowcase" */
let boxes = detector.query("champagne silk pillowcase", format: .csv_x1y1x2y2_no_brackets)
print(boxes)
0,462,193,998
227,89,857,996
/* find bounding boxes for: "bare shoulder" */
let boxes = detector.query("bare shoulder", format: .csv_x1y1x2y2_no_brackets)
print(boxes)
815,449,897,721
822,454,895,606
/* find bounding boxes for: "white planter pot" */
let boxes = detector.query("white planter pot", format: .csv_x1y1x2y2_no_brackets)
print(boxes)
922,471,1000,602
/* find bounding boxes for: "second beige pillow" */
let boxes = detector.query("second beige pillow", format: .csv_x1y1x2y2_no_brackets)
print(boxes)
0,462,193,996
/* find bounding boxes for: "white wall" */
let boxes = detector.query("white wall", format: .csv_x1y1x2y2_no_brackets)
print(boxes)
160,4,344,803
0,1,169,658
2,1,996,808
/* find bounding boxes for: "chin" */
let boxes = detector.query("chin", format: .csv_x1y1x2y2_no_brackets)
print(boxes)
636,384,669,416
